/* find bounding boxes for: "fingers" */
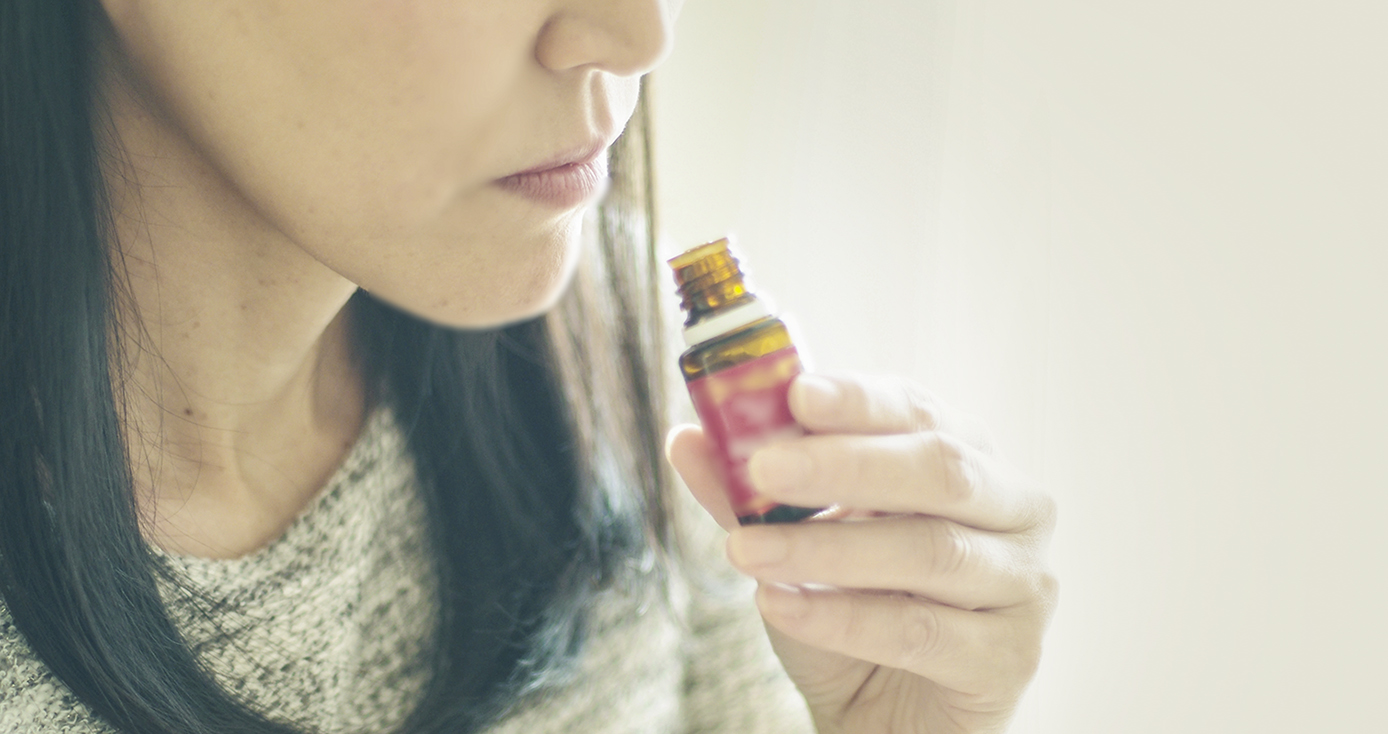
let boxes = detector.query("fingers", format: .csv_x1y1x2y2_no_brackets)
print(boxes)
789,373,940,434
727,516,1031,611
755,584,1045,698
665,423,739,531
789,373,996,454
664,424,853,529
748,431,1054,533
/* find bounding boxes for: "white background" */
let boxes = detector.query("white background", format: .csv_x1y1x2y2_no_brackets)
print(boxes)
651,1,1388,731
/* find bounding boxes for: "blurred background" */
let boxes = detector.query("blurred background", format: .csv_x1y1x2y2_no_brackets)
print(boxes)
651,0,1388,731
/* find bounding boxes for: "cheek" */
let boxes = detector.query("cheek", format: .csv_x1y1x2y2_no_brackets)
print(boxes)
108,1,614,328
113,0,537,237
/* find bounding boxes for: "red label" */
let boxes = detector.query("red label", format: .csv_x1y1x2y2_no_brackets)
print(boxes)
686,346,804,517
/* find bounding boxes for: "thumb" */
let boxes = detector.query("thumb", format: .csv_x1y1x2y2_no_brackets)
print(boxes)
665,423,739,531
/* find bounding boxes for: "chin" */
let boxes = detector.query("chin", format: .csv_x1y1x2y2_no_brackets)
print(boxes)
358,294,551,333
460,285,570,330
345,205,588,330
369,275,572,331
373,251,581,331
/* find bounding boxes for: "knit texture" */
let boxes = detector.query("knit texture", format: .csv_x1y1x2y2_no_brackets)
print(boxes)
0,409,814,733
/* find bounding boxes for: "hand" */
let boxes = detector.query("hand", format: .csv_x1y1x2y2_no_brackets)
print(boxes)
666,373,1058,734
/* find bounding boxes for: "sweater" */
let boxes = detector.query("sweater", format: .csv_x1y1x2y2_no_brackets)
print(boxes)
0,408,815,733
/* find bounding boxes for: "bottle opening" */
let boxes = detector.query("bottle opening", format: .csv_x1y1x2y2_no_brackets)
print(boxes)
668,238,755,324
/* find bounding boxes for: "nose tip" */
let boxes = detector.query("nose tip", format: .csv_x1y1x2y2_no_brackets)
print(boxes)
536,0,674,77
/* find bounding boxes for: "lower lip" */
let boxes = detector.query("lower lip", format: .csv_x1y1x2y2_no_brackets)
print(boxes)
496,155,609,209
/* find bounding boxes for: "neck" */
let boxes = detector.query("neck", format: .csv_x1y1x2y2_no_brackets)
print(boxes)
106,55,367,560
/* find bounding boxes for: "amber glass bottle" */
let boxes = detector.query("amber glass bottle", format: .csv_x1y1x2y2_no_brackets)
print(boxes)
669,238,824,525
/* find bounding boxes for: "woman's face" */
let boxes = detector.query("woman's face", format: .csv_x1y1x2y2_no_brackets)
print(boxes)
100,0,675,327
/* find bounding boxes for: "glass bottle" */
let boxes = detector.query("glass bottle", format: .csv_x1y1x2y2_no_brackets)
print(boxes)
669,238,824,525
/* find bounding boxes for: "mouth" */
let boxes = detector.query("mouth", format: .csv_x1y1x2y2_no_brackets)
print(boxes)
495,141,611,209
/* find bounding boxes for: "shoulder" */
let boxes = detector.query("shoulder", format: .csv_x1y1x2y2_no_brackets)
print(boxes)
0,599,116,734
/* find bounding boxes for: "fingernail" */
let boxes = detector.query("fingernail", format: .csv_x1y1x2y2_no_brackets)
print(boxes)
748,445,809,494
728,529,789,568
793,374,839,419
759,583,809,620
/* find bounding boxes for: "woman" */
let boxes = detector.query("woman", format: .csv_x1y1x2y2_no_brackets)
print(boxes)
0,0,1057,732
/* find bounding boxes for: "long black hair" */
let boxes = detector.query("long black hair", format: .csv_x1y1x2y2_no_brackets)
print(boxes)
0,1,672,731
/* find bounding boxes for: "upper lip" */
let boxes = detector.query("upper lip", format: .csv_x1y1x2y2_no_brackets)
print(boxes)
503,138,610,178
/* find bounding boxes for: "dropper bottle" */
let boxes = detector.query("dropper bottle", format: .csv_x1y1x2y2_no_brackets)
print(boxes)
669,238,824,525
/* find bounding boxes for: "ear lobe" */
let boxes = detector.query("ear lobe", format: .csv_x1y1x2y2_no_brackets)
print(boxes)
665,423,739,531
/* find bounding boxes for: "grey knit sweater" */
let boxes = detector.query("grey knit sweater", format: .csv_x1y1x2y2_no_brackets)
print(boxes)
0,409,814,733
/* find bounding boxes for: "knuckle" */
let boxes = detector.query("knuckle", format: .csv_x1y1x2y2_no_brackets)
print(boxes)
924,520,972,580
899,601,948,671
924,433,976,505
839,595,872,647
1034,569,1061,615
1003,470,1056,533
1033,491,1059,532
898,380,943,433
820,593,876,656
962,412,999,455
